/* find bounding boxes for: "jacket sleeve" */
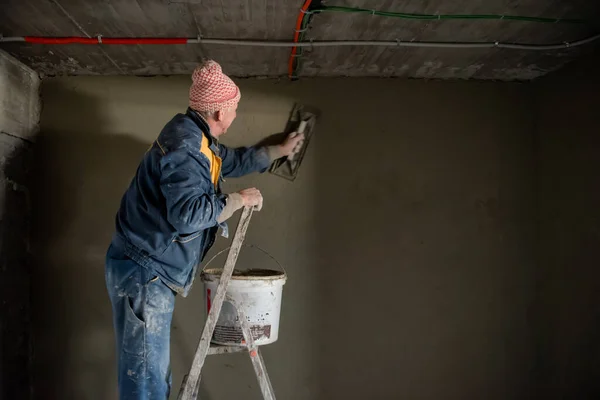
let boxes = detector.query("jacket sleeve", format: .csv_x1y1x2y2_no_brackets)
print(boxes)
219,144,272,178
159,149,226,234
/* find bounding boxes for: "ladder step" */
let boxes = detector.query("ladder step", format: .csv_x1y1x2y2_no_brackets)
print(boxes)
208,344,248,355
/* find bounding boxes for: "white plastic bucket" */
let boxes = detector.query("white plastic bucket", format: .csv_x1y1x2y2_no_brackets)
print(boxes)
201,268,287,346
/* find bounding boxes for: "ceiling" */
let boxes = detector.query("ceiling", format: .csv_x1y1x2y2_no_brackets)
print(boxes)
1,0,599,80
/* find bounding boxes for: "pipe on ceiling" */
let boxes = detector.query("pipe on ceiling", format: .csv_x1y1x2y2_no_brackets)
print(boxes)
1,34,599,51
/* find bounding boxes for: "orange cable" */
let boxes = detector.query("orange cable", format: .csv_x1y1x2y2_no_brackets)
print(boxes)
288,0,313,79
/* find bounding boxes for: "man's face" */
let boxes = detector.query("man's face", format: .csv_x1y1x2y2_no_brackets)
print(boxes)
216,104,238,136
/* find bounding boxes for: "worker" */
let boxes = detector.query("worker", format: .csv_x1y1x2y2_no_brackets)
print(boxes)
104,60,303,399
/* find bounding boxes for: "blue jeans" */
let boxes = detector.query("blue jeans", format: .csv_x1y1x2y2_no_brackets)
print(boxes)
105,244,176,400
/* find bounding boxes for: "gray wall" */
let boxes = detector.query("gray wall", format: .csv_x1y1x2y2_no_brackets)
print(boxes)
36,76,537,399
0,49,40,399
533,56,600,399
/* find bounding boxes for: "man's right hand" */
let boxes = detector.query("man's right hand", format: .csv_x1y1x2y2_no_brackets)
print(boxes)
237,187,263,211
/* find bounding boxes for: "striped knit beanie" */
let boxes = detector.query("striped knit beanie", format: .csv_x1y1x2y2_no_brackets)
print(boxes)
189,60,241,113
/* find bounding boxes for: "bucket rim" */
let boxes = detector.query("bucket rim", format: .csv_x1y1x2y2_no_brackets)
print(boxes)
201,268,287,282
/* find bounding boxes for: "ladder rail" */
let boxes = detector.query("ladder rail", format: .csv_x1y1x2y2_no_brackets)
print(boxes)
178,206,254,400
230,296,276,400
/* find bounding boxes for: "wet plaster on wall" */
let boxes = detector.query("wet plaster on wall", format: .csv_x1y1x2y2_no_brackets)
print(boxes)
36,75,536,399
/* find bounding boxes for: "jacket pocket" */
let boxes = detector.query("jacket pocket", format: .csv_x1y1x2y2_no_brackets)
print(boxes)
160,232,205,271
123,296,145,356
173,231,202,243
153,230,199,259
158,230,201,259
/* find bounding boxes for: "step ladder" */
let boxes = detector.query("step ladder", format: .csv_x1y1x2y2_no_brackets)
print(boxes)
177,207,276,400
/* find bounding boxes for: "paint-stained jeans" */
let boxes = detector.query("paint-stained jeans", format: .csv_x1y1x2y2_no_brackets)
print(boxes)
105,244,176,400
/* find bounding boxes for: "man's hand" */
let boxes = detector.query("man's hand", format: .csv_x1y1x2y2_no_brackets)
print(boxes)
237,187,264,211
279,132,305,158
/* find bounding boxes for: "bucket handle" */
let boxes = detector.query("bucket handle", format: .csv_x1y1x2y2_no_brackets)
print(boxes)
201,243,287,275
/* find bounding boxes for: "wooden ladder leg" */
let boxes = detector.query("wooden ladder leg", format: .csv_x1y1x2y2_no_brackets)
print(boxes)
192,374,200,400
230,297,276,400
178,374,201,400
177,207,254,400
251,348,275,400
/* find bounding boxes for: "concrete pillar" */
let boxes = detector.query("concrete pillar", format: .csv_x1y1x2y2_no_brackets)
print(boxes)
0,49,40,399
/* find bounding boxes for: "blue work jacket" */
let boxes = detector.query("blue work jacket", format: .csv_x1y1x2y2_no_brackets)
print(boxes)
109,108,271,296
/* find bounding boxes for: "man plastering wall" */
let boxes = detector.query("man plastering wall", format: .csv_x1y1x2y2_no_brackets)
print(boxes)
105,60,303,399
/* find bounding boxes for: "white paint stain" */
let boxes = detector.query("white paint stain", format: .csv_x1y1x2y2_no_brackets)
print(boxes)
415,61,444,78
494,64,549,80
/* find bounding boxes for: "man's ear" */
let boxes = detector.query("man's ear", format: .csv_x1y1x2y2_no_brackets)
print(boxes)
214,109,223,122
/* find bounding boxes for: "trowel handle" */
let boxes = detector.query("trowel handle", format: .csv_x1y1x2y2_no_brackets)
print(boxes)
287,120,308,163
297,120,308,134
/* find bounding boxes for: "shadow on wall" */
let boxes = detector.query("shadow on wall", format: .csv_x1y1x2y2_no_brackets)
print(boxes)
0,133,33,400
31,84,216,400
30,89,144,399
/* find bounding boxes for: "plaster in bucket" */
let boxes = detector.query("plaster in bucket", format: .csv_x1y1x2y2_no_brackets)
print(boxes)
201,245,287,346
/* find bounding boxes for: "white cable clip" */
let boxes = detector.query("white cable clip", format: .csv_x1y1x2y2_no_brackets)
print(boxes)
371,9,375,16
437,14,441,20
564,41,570,48
97,34,102,44
494,41,499,47
396,38,401,47
300,8,312,15
295,28,308,33
500,15,505,20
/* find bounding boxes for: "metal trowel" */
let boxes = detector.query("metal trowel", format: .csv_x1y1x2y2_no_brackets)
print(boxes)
269,104,317,181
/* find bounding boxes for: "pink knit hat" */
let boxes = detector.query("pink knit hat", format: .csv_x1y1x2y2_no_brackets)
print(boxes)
189,60,240,113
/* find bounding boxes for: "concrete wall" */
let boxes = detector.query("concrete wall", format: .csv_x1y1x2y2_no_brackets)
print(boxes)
0,49,40,399
0,51,41,142
533,56,600,398
36,76,536,399
4,0,599,80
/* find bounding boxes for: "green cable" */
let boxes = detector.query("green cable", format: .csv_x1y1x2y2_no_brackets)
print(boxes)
315,5,586,24
292,4,587,76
